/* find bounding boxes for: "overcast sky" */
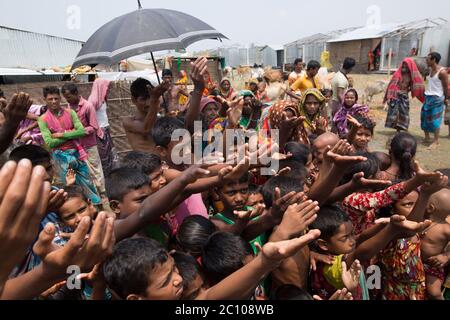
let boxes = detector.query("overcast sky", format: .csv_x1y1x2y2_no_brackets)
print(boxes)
1,0,449,50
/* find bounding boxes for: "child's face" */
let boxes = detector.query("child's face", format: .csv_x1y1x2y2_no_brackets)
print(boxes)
344,91,356,108
323,221,356,255
353,128,372,150
149,166,167,193
394,191,419,218
304,95,321,116
181,273,206,300
218,182,249,212
306,153,315,174
118,184,152,219
140,255,184,300
58,197,96,230
246,192,264,207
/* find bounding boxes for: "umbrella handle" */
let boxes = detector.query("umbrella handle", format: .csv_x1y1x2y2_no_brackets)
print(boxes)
151,51,168,113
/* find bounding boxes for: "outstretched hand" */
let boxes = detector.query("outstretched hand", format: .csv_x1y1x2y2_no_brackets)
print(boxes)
314,288,354,300
147,82,171,101
226,97,244,129
420,174,448,195
270,188,305,221
375,214,432,238
342,259,362,294
47,188,68,213
413,161,443,185
346,114,361,128
279,200,320,238
0,160,51,287
258,229,321,263
234,203,265,220
351,172,392,190
325,144,366,169
2,92,33,125
190,57,208,90
33,212,115,276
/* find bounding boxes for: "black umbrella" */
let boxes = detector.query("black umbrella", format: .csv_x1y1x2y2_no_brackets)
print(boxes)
72,4,227,85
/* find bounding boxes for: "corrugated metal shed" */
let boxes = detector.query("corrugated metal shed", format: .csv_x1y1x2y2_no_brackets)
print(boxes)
0,26,83,69
326,18,449,72
328,23,400,43
284,27,360,64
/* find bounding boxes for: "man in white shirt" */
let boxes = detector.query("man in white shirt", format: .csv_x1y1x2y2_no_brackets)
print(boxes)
421,52,449,149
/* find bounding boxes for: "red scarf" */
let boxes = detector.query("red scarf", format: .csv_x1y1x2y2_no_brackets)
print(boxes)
384,58,425,103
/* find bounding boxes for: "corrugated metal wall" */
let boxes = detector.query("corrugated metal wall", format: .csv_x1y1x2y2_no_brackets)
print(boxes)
261,48,277,67
285,43,301,64
0,27,83,69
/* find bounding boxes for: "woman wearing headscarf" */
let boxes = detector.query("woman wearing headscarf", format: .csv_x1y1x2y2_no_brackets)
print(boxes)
260,89,328,146
219,78,237,101
333,88,369,138
297,88,328,144
384,57,425,132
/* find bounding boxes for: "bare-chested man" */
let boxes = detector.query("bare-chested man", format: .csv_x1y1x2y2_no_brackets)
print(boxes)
122,79,170,153
161,69,190,115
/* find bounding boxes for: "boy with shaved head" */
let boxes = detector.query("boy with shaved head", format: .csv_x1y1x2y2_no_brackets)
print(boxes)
421,188,450,299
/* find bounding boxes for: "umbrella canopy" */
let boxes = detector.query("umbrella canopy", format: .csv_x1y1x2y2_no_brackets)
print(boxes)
72,8,227,69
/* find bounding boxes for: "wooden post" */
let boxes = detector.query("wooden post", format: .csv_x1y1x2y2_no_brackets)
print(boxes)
387,48,392,76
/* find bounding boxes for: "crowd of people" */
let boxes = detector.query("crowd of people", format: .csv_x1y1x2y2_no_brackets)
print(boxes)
0,51,448,301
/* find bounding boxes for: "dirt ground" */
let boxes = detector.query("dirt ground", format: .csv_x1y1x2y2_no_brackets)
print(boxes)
231,73,450,173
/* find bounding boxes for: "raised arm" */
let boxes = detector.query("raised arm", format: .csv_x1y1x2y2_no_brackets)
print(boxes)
114,165,211,241
1,212,114,300
347,215,432,266
325,173,392,205
197,230,320,300
185,57,208,134
143,83,171,134
308,141,367,206
0,93,32,154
